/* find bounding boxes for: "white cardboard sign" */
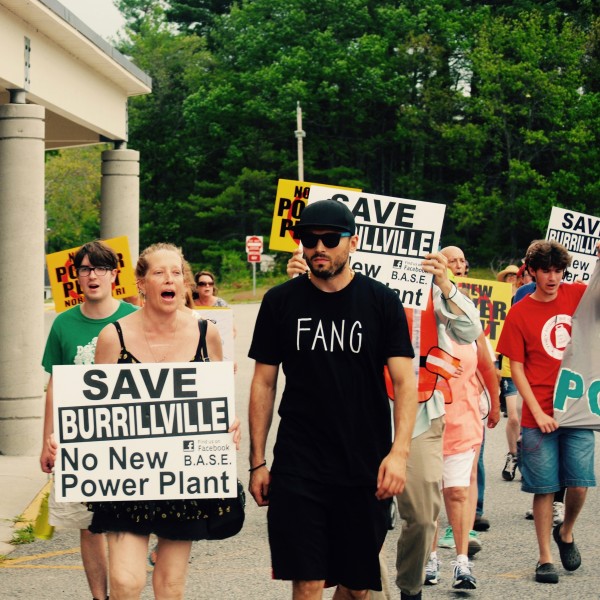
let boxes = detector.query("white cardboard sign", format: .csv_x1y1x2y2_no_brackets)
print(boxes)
53,362,236,502
309,187,446,309
546,206,600,282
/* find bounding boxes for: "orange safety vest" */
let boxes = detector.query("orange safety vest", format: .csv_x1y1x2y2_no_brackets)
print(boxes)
384,292,460,403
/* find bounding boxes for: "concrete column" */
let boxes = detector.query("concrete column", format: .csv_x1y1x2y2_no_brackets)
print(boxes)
100,148,140,262
0,103,45,455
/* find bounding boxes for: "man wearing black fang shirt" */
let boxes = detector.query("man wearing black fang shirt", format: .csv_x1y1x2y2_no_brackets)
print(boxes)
248,200,417,599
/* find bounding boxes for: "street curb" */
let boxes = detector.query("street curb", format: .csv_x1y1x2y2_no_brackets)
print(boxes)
19,479,52,528
1,480,53,557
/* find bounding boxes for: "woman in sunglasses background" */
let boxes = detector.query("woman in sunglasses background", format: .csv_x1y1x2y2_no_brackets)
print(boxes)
193,270,229,307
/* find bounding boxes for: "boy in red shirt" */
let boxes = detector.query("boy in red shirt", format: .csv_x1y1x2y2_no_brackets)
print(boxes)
497,239,592,584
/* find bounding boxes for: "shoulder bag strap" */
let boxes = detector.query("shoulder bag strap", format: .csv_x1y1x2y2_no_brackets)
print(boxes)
194,318,210,362
112,321,125,349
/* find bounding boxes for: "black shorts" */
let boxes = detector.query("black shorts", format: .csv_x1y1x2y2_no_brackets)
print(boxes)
267,473,390,591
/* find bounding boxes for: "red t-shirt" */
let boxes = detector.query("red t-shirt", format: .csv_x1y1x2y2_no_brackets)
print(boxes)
497,283,586,428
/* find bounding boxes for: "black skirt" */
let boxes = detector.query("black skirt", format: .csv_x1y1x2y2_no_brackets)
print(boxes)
88,499,211,540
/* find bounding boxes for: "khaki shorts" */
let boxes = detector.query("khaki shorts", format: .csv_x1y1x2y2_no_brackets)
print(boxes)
49,479,92,529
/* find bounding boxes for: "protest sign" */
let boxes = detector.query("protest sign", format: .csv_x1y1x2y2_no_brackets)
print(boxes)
546,207,599,282
554,261,600,429
269,179,360,252
455,277,512,350
46,236,137,312
192,308,235,362
53,361,237,502
308,186,446,309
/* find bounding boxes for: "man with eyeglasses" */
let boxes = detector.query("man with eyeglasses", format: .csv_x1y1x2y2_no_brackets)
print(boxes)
40,240,137,600
248,199,418,599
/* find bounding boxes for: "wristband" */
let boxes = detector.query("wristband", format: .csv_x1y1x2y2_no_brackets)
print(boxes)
249,461,267,473
441,283,458,301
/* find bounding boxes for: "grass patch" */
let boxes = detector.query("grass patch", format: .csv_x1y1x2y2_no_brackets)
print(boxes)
12,514,29,525
468,267,495,280
220,274,288,304
11,524,34,545
219,269,498,304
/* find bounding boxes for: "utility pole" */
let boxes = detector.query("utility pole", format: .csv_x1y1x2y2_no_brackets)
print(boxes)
295,101,306,181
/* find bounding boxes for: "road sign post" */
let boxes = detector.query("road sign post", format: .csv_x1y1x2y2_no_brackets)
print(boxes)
246,236,263,296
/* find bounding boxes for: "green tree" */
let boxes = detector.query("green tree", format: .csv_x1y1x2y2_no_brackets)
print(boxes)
115,0,599,271
45,146,108,252
114,0,164,35
118,5,216,254
165,0,233,37
443,11,600,260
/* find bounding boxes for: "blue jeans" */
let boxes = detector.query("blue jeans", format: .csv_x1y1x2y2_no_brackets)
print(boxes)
520,427,596,494
477,431,485,516
501,377,517,396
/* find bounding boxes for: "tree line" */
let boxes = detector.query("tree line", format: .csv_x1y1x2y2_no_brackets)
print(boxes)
46,0,600,276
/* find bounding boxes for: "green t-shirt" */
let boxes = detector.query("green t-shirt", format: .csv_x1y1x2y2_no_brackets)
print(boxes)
42,301,138,372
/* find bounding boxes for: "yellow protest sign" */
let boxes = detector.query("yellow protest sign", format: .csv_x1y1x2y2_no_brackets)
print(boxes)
455,277,513,350
46,236,137,313
269,180,360,252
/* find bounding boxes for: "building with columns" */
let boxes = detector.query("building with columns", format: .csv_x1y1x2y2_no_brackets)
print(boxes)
0,0,151,454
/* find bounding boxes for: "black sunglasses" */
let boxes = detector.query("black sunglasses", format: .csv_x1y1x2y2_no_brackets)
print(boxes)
298,232,351,249
197,281,214,287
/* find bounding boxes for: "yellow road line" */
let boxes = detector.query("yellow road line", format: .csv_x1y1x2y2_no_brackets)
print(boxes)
0,564,83,570
0,546,80,566
497,568,532,579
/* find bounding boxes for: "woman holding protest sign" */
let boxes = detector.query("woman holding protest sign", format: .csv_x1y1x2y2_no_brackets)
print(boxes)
88,243,241,600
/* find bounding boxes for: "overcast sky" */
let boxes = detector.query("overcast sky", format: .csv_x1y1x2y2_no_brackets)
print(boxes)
58,0,126,41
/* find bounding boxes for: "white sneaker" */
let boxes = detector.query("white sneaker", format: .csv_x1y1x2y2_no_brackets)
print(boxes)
553,501,565,526
424,555,441,585
502,452,518,481
452,560,476,590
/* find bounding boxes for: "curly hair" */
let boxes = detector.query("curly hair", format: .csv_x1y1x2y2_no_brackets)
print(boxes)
524,239,572,272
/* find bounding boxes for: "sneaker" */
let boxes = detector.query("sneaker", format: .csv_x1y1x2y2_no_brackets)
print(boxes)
535,562,559,584
424,555,441,585
468,530,482,557
502,452,518,481
473,515,490,531
552,501,565,526
438,526,456,549
452,560,476,590
525,508,534,520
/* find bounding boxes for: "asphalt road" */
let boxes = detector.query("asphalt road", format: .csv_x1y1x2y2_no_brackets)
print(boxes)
1,302,598,599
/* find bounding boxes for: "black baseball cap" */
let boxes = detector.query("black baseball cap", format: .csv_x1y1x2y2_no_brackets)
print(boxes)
292,200,356,235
